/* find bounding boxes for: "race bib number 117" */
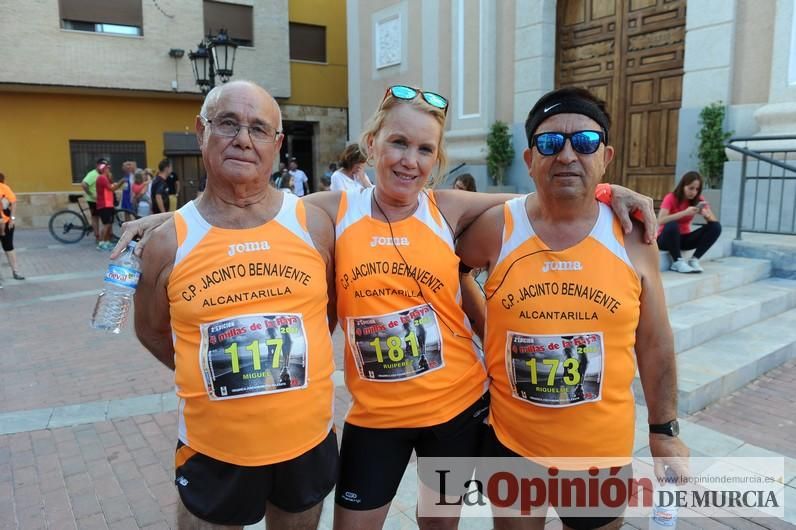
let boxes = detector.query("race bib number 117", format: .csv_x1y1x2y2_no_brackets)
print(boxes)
199,313,308,400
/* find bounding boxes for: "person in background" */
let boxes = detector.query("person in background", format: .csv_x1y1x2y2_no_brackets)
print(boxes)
132,168,152,217
166,167,180,211
271,161,286,188
81,158,109,244
278,170,295,195
151,159,172,215
288,157,309,196
0,172,24,285
330,144,372,192
324,162,337,181
657,170,722,273
95,163,123,251
452,173,477,192
119,161,138,220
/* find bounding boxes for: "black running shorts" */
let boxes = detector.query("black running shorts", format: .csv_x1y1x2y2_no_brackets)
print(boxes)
480,426,631,530
174,429,338,525
335,393,490,511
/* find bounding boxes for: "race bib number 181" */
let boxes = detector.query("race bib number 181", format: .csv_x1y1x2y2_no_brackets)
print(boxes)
507,332,604,407
199,313,308,400
348,303,444,382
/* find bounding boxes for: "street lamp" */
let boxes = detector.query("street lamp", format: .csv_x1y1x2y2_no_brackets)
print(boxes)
188,29,238,94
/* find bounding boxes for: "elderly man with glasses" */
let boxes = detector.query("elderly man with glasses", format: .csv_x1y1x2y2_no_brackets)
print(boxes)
133,80,338,529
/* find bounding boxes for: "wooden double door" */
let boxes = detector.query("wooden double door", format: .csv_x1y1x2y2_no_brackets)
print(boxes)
556,0,686,200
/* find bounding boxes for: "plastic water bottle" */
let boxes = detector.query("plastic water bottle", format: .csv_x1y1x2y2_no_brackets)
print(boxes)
650,468,678,529
91,242,140,333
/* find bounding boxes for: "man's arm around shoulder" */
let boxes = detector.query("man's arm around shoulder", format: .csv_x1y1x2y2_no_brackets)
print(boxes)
134,220,178,370
305,203,338,333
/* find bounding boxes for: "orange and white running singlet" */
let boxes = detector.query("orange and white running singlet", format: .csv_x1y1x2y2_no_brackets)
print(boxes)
484,198,641,462
336,188,488,428
168,194,335,466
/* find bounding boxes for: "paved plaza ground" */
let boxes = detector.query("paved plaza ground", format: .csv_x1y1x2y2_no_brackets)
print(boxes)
0,229,794,529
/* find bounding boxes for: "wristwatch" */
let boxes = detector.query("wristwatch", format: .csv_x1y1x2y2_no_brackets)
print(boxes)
649,419,679,437
10,216,15,220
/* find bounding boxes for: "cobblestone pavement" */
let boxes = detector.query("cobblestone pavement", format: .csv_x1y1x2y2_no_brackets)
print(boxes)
1,230,794,529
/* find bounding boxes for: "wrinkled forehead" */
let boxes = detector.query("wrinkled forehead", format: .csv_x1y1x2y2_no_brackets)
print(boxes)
213,85,279,123
535,113,602,134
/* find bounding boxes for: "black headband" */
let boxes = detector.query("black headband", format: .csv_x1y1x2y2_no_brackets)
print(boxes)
525,96,610,141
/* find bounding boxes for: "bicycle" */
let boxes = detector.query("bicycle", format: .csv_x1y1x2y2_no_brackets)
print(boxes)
48,194,139,244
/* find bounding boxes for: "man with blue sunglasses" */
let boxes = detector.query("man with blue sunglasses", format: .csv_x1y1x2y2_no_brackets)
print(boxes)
459,87,688,530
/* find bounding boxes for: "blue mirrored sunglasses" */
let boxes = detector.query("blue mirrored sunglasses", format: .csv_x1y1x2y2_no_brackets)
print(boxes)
532,130,606,156
382,85,449,114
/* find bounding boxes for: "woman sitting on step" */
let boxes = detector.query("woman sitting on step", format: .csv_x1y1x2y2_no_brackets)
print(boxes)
657,170,722,273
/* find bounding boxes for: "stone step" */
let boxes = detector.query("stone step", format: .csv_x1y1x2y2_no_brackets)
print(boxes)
668,277,796,352
661,256,772,307
633,306,796,414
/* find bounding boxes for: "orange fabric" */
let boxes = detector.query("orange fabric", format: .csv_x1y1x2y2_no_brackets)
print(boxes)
594,182,611,204
335,190,487,428
168,198,335,466
484,200,641,466
174,444,197,469
0,183,16,223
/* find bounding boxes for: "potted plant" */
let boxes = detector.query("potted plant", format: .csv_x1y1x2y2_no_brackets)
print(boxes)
696,102,733,189
486,120,515,189
696,102,733,220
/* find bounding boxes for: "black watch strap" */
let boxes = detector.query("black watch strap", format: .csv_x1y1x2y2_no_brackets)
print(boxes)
649,419,679,437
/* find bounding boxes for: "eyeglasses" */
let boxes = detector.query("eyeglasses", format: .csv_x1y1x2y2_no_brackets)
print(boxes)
382,85,449,114
532,130,606,156
201,116,282,144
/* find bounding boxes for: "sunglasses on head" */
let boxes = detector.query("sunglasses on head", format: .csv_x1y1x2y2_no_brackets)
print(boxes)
532,130,606,156
382,85,449,115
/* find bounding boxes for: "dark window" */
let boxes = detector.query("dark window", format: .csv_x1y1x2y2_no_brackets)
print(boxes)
69,140,147,184
203,1,254,47
59,0,143,35
289,23,326,63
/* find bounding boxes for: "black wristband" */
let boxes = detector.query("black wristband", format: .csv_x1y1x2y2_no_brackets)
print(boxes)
459,262,473,274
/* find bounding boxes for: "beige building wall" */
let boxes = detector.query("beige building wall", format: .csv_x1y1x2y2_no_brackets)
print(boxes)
348,0,515,189
731,0,775,106
0,0,291,97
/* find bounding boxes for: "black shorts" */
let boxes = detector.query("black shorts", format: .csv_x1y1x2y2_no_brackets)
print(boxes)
480,426,631,530
97,207,114,225
87,201,97,216
335,393,489,511
0,221,13,252
175,430,338,526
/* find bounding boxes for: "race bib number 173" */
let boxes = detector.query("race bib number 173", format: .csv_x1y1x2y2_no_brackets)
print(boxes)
506,332,604,407
199,313,308,400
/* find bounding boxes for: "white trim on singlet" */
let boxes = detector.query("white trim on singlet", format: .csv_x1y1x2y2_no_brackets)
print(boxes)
495,198,633,270
590,203,634,270
174,192,316,266
275,191,317,250
496,195,533,265
174,201,212,267
177,397,188,445
335,187,454,251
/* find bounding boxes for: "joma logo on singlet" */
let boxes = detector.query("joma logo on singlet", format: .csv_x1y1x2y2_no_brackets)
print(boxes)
370,236,410,247
542,260,583,273
228,241,271,256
